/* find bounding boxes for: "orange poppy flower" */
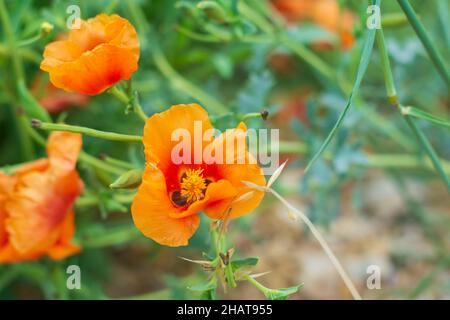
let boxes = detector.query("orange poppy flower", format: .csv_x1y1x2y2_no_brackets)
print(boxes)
40,14,139,95
131,104,266,247
272,0,355,50
0,132,83,263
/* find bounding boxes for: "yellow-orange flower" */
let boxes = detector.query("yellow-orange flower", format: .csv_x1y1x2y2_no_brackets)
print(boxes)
131,104,266,247
40,14,139,95
272,0,355,50
0,132,83,263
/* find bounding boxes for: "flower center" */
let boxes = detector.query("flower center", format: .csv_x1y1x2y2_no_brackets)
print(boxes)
180,168,207,204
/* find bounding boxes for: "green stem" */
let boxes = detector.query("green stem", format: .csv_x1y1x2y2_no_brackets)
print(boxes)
78,152,126,175
367,153,450,174
81,224,140,248
33,121,143,143
376,28,398,105
382,12,411,28
276,141,450,174
268,187,362,300
239,1,337,86
18,21,53,48
109,85,129,104
397,0,450,86
0,0,24,80
176,26,222,42
403,115,450,190
109,86,148,122
408,253,450,299
151,44,229,114
376,25,450,190
243,274,270,295
280,34,337,83
130,90,148,122
238,0,275,35
401,105,450,129
0,0,34,160
76,192,135,207
240,0,420,155
26,125,126,176
239,112,264,122
101,155,137,170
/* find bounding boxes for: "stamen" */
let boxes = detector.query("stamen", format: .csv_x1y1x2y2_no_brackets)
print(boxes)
180,168,207,204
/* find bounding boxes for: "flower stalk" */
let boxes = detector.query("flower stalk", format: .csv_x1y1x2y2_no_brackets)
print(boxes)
151,44,229,115
0,0,34,160
397,0,450,86
31,120,143,143
376,26,450,190
109,85,148,122
267,187,362,300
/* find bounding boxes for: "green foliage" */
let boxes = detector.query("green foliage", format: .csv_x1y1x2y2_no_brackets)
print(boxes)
0,0,449,300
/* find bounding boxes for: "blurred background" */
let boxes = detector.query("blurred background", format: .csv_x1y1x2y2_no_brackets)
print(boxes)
0,0,449,299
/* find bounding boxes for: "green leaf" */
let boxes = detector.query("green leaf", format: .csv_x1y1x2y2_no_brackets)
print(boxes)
17,79,52,122
397,0,450,86
265,284,304,300
401,106,450,129
81,223,140,248
234,71,274,113
304,0,380,173
187,277,218,299
213,53,233,79
231,257,259,271
403,116,450,191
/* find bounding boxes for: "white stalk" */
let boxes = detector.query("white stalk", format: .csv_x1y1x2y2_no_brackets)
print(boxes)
268,188,362,300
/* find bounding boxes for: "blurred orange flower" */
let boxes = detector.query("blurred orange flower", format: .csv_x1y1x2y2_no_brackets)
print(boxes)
40,14,140,95
32,74,89,114
272,0,355,50
0,132,83,263
131,104,266,247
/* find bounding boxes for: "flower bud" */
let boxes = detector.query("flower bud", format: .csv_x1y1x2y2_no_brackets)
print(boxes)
40,22,54,36
197,1,229,23
110,169,143,189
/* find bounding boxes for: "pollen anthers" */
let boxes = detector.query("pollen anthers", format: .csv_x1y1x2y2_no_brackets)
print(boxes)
170,168,211,207
180,168,207,204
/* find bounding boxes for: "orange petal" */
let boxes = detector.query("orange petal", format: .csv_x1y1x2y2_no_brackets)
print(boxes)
6,131,83,255
131,166,200,247
47,131,82,171
40,14,139,95
169,179,238,219
142,104,213,173
0,242,42,263
0,173,15,247
43,44,138,95
13,158,49,176
5,169,83,255
203,122,266,219
46,211,81,260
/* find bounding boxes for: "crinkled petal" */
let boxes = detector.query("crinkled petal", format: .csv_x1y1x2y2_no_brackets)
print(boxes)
142,104,213,173
203,122,266,219
131,166,200,247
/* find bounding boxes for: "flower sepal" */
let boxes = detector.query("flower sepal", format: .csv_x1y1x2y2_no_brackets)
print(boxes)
109,169,143,190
